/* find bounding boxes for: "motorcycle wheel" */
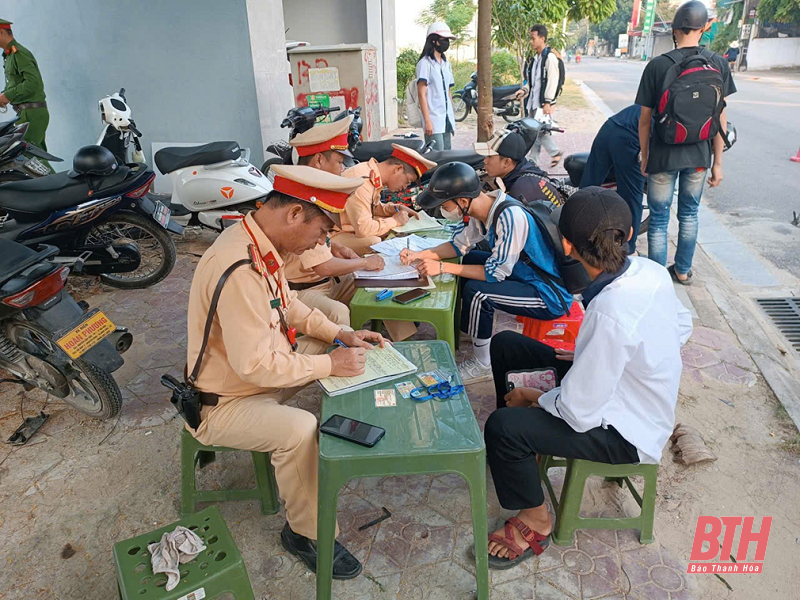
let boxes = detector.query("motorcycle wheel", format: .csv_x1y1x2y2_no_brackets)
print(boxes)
4,320,122,419
261,156,284,184
454,94,469,122
84,211,177,289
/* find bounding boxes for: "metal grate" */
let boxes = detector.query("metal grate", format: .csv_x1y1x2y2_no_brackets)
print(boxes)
755,297,800,353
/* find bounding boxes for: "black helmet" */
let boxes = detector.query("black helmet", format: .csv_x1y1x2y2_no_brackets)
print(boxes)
416,162,481,210
69,145,118,179
672,0,709,31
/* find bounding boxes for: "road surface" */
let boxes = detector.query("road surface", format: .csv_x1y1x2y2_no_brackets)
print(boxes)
569,58,800,281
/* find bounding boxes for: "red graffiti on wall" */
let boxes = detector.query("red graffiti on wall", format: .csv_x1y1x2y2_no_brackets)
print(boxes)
296,60,312,86
314,58,329,68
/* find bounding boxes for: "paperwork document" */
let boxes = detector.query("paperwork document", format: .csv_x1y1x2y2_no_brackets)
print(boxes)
369,235,445,257
318,344,418,396
391,211,443,234
353,255,419,280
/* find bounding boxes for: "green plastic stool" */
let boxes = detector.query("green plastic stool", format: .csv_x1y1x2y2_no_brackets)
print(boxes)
113,506,254,600
539,455,658,546
181,428,279,518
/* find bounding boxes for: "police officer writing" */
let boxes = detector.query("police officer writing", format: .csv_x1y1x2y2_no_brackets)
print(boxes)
0,19,49,150
186,164,385,580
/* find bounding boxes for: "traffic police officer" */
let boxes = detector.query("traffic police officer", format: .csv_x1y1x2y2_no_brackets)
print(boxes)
186,164,385,579
0,20,49,150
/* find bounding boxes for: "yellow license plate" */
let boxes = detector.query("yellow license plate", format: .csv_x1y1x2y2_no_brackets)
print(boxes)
56,310,116,359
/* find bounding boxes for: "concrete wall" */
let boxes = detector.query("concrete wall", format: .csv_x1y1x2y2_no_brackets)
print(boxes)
282,0,368,46
748,37,800,70
3,0,262,168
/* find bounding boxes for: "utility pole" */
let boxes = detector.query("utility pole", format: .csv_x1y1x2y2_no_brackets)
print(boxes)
476,0,493,142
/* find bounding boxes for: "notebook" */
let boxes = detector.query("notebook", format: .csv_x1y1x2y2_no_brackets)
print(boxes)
318,344,418,397
391,211,443,234
353,255,419,280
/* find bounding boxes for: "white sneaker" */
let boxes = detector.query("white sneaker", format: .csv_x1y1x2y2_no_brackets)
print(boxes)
458,356,493,384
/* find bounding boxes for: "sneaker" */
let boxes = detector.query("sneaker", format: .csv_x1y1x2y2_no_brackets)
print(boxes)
458,356,493,384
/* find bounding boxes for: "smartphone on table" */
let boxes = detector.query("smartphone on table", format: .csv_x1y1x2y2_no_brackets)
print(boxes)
319,414,386,447
392,288,430,305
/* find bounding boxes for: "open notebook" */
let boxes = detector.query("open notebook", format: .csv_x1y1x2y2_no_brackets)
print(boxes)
391,211,443,234
318,344,418,397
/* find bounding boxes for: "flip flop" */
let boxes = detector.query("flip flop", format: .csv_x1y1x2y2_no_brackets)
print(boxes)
668,264,693,286
549,153,563,168
487,517,551,570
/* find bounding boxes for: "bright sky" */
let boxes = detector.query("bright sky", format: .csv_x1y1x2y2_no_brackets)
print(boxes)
395,0,431,51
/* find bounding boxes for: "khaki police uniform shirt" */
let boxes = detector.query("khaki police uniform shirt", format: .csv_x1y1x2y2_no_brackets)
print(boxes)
282,242,333,285
339,159,400,238
187,213,341,400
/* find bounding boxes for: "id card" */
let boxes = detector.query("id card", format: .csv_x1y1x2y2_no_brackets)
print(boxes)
418,370,446,386
374,389,396,407
395,381,415,399
506,369,558,393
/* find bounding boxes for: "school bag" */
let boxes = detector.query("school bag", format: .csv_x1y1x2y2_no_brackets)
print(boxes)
490,199,590,315
654,48,729,146
541,48,566,101
404,78,423,128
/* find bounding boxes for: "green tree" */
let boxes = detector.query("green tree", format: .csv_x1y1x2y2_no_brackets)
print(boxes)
417,0,477,48
710,3,743,54
758,0,800,23
591,0,634,46
396,48,419,100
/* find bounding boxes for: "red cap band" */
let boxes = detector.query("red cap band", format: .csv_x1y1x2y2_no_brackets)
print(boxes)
295,132,350,157
272,175,348,213
0,24,11,30
391,148,429,178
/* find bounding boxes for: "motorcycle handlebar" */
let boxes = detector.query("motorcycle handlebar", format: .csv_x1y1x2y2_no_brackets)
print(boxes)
129,123,142,137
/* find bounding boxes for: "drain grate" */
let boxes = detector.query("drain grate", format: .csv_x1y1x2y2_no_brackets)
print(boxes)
755,297,800,353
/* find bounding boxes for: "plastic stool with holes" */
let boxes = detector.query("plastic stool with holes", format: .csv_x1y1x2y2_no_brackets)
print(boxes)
519,302,584,351
112,505,254,600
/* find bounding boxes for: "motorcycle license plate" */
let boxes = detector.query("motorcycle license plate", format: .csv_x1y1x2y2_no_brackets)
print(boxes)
153,201,171,229
56,310,115,359
26,157,50,176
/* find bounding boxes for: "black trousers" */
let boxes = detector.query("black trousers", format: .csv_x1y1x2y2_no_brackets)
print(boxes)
486,331,639,510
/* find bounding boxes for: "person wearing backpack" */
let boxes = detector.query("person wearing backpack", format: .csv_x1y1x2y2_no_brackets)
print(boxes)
635,0,736,284
399,162,574,383
514,24,565,168
415,22,457,151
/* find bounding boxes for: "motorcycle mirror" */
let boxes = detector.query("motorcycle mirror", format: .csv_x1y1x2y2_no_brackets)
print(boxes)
119,88,126,99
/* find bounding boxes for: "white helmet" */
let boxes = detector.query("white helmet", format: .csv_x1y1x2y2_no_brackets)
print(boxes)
98,93,131,130
426,21,457,39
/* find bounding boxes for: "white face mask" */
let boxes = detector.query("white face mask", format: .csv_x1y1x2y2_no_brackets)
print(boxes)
440,204,462,221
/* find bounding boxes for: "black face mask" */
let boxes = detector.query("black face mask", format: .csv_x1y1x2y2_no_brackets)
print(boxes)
435,38,450,53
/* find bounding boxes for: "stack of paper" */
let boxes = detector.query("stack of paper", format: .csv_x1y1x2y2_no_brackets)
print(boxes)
392,211,443,234
369,235,444,257
318,344,418,396
353,255,419,280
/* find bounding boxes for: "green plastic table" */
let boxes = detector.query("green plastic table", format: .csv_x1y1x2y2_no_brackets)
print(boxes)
349,229,461,353
316,340,488,600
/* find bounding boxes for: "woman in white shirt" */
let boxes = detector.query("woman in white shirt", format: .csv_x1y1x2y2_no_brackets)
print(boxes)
416,22,457,151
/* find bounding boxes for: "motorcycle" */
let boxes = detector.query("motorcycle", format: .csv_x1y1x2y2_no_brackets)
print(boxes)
0,240,131,419
95,88,271,231
0,121,63,182
0,147,181,289
453,72,522,123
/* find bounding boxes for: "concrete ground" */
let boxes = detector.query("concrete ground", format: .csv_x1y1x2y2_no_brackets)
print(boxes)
2,82,800,600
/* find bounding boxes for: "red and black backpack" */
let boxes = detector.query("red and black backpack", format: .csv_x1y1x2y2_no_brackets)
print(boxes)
655,48,729,147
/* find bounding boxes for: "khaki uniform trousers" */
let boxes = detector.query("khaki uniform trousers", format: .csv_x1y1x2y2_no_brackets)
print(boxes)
191,336,336,540
294,274,356,328
328,231,381,257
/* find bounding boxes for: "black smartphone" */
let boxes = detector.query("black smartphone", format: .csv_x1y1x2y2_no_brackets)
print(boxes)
319,414,386,447
392,288,431,304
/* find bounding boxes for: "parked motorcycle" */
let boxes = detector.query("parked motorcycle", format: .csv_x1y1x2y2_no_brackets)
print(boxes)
0,146,180,289
0,240,131,419
453,73,522,123
0,121,62,182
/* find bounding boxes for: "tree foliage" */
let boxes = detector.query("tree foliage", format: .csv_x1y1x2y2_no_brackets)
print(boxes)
758,0,800,23
396,48,419,99
591,0,634,45
710,3,743,54
417,0,477,46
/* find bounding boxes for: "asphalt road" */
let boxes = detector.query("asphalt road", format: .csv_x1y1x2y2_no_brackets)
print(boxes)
569,58,800,281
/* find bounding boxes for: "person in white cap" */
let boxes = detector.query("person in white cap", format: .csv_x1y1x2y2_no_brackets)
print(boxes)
416,21,457,150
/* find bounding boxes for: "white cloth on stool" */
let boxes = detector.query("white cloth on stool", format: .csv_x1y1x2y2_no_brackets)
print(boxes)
148,526,207,591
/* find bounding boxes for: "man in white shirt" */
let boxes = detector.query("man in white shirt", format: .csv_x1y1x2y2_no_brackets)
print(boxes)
483,187,693,569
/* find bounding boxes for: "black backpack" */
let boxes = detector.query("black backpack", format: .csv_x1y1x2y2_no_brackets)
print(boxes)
541,48,566,102
490,198,590,316
655,48,729,146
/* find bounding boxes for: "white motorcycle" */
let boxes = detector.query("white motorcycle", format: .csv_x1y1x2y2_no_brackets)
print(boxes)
97,88,272,231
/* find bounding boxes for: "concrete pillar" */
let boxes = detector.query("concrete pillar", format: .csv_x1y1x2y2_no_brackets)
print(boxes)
366,0,398,133
245,0,294,162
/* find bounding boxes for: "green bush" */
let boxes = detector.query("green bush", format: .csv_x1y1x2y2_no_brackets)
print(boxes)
451,60,477,91
492,50,520,86
396,48,419,99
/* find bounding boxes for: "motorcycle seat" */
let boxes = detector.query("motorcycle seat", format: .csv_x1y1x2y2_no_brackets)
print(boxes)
563,152,615,187
352,138,425,163
0,167,131,223
492,84,521,101
155,141,242,175
422,149,484,167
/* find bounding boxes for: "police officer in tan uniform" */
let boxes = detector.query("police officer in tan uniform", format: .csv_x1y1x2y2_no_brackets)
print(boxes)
282,117,386,325
331,145,437,255
187,164,385,579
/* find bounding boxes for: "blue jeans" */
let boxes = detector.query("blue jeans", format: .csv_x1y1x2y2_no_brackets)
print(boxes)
647,168,707,274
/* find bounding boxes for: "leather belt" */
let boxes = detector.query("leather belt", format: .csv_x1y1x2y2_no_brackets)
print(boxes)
13,101,47,113
288,277,330,291
199,391,220,406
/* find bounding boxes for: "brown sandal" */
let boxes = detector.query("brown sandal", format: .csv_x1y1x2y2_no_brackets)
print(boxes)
487,516,551,570
549,153,563,168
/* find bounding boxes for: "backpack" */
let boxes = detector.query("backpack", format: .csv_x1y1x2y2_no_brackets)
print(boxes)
490,198,590,315
541,48,566,102
654,48,729,146
404,78,423,128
